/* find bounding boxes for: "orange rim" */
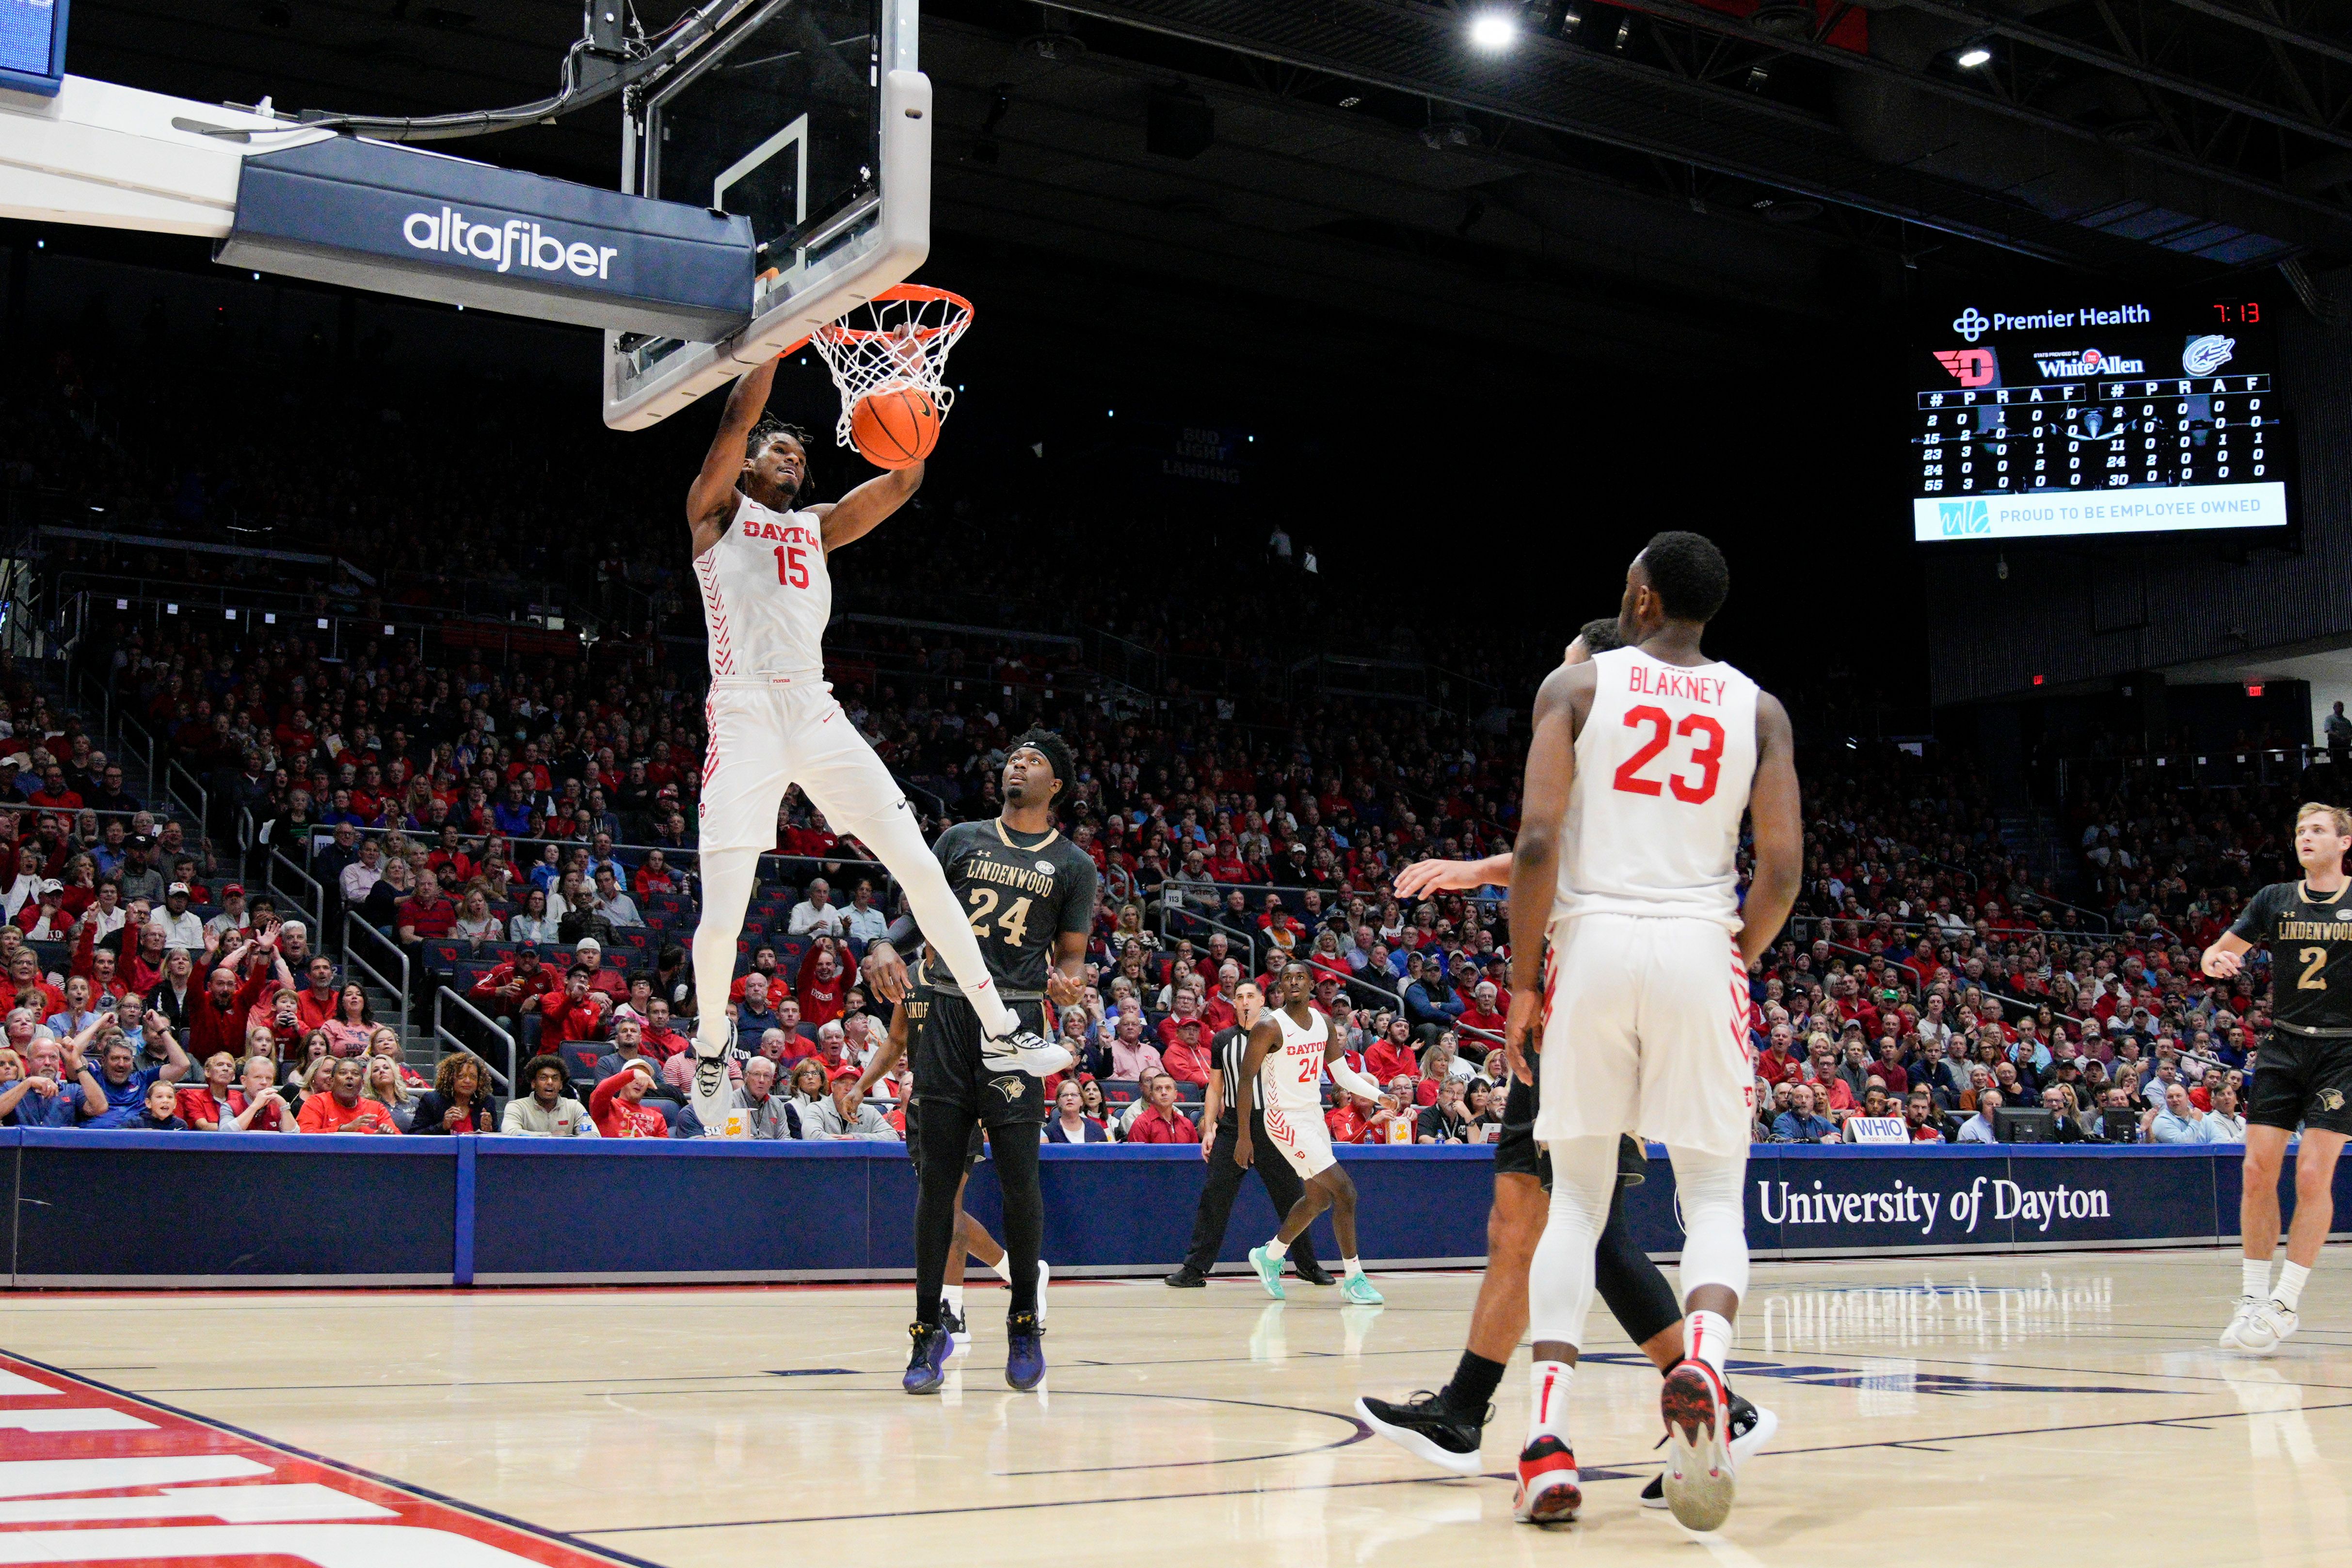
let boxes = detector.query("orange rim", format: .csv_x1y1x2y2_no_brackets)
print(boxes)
814,282,975,343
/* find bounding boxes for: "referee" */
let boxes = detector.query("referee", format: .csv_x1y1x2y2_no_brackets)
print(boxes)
1166,979,1333,1288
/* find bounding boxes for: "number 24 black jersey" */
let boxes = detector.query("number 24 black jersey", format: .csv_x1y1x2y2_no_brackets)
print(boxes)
931,818,1099,997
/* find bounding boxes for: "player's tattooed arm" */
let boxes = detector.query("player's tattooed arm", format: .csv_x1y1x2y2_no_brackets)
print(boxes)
687,354,783,548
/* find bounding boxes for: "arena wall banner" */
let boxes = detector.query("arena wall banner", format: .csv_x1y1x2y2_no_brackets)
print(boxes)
6,1131,2352,1288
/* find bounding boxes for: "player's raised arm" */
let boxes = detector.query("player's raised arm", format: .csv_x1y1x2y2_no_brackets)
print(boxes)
1739,691,1803,970
687,354,784,544
1230,1017,1281,1169
1503,663,1590,1078
813,461,923,553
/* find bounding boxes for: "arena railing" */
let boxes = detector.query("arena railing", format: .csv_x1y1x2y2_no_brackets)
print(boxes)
434,987,515,1094
341,909,410,1044
267,848,323,932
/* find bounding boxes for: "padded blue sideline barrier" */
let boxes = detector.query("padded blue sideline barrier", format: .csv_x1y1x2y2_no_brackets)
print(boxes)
7,1130,2352,1288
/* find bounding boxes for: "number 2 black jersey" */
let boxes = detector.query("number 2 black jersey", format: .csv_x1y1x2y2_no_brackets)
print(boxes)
2229,880,2352,1035
930,819,1099,997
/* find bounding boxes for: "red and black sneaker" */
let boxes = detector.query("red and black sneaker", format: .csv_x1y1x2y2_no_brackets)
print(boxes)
1512,1434,1581,1524
1660,1360,1737,1532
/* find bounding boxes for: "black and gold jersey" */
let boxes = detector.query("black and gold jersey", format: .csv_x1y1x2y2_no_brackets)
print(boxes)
2229,880,2352,1036
929,818,1099,996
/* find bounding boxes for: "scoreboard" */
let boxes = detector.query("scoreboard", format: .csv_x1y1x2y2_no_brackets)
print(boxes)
1912,296,2288,544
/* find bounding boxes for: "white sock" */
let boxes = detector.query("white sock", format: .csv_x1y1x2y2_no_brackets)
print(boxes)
1342,1256,1364,1280
1686,1310,1734,1376
944,1284,964,1314
1527,1359,1574,1445
2243,1257,2274,1301
1266,1237,1290,1261
2274,1261,2311,1312
990,1255,1014,1283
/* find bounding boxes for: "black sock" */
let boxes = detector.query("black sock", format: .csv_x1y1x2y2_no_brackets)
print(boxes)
1441,1351,1506,1416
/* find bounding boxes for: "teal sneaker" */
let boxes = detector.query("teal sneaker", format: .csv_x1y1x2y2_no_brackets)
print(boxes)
1340,1273,1385,1306
1248,1244,1287,1300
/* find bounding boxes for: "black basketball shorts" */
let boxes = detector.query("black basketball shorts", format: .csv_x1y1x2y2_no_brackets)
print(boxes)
1493,1067,1649,1192
902,1092,988,1183
2249,1028,2352,1138
908,992,1048,1130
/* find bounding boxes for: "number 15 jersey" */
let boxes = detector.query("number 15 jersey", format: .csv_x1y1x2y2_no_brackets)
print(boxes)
1554,645,1760,931
694,491,831,681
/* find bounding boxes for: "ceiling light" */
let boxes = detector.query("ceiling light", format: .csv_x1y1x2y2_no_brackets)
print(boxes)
1955,46,1992,68
1468,11,1518,50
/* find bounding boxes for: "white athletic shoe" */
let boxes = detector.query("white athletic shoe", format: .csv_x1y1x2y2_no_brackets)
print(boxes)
2232,1297,2300,1356
2219,1295,2259,1350
688,1028,734,1131
981,1028,1072,1077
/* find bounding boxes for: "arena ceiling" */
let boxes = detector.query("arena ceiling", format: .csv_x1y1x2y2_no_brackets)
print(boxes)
54,0,2352,367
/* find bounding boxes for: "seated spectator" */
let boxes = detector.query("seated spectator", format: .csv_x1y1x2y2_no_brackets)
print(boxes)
408,1052,495,1135
710,1056,795,1139
734,972,784,1041
1161,1016,1214,1088
1044,1078,1109,1143
395,868,457,966
228,1056,298,1132
87,1075,191,1131
800,1067,896,1140
790,879,847,940
82,1026,189,1118
501,1055,600,1136
150,882,203,950
642,997,690,1060
451,889,502,947
591,867,643,929
296,1056,402,1133
362,1055,419,1131
782,1056,828,1109
508,887,559,946
1956,1088,2004,1144
45,976,104,1041
843,880,889,944
1124,1073,1200,1144
1365,1017,1418,1084
175,1050,244,1130
2148,1081,2208,1144
202,883,251,946
593,1016,674,1097
1904,1089,1949,1143
538,965,613,1047
367,1026,429,1088
795,938,848,1025
1416,1076,1475,1143
340,837,385,909
0,1033,103,1126
469,946,554,1043
1106,1013,1163,1083
291,956,340,1031
1773,1083,1840,1143
316,985,375,1057
589,1060,670,1138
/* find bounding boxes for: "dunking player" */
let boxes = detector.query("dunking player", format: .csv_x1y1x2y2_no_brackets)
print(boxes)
860,732,1096,1393
853,998,1045,1352
1357,618,1776,1517
682,355,1061,1135
1504,534,1799,1531
1232,961,1390,1305
2202,801,2352,1354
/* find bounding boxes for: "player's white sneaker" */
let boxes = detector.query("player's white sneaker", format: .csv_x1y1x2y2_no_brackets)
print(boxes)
981,1027,1072,1077
688,1028,733,1131
2219,1294,2260,1350
1660,1360,1736,1532
2231,1297,2300,1356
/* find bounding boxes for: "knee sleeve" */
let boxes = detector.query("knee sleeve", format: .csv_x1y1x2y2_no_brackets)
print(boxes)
1668,1144,1750,1309
992,1129,1044,1316
1593,1175,1681,1347
690,847,761,1045
1525,1135,1618,1350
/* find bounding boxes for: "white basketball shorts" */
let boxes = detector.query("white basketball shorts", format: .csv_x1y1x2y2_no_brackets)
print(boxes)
1261,1099,1338,1180
700,677,906,854
1532,912,1756,1157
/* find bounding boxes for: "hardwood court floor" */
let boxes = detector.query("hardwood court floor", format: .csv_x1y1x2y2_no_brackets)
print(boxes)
2,1249,2348,1567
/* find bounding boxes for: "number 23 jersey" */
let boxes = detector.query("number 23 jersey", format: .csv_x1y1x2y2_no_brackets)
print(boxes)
2229,880,2352,1035
1555,645,1760,931
932,818,1100,997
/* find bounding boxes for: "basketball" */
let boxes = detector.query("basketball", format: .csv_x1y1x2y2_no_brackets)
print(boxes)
849,384,940,468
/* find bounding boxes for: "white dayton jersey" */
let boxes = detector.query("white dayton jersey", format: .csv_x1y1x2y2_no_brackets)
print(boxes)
1536,645,1763,1157
1260,1006,1338,1179
693,491,832,681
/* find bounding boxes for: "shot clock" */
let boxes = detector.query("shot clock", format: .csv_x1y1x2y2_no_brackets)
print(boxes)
1913,295,2289,543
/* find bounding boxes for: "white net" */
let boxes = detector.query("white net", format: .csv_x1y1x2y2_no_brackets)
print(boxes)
807,285,975,449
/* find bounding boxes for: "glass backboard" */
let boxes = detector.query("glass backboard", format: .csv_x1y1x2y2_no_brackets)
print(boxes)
602,0,928,430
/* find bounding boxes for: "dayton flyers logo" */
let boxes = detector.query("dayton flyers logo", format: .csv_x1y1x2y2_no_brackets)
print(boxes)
1934,348,1997,387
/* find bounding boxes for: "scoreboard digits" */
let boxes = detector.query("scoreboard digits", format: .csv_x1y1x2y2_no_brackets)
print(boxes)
1912,297,2289,543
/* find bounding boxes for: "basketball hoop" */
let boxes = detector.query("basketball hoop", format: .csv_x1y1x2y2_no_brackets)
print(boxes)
807,283,975,450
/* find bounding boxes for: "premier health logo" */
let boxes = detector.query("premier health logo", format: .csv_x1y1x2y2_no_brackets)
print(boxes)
1939,500,1989,537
